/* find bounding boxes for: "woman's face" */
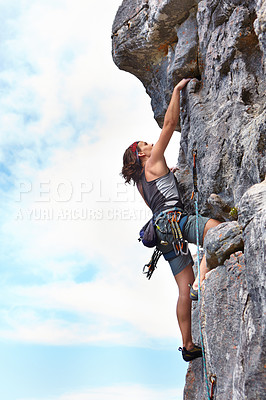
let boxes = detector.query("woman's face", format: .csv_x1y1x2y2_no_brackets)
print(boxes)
138,141,153,157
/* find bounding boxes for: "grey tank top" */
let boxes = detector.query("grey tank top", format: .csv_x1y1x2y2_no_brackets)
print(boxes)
139,168,183,214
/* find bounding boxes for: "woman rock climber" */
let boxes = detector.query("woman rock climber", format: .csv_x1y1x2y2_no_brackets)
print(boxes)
121,78,220,361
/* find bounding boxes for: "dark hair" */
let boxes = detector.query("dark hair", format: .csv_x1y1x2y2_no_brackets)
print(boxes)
121,144,142,185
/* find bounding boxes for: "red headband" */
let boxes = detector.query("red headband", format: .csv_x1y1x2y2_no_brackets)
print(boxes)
129,141,139,153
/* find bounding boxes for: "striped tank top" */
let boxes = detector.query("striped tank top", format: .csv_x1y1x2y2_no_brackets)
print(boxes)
139,168,183,214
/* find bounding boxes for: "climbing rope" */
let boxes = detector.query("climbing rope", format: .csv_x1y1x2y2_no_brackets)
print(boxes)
192,150,213,400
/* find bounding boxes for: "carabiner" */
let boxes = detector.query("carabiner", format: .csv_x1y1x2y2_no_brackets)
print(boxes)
179,239,189,255
172,240,180,256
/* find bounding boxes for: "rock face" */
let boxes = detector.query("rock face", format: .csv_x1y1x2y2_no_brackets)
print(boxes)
187,251,248,399
112,1,265,399
186,180,266,399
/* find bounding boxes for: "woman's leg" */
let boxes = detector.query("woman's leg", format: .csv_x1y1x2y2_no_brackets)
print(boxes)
174,262,195,350
192,218,221,290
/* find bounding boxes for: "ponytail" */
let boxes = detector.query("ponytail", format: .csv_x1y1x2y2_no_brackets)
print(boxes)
121,145,142,185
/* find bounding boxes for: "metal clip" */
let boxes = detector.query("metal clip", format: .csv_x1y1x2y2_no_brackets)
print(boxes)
143,263,154,280
143,263,152,274
172,241,180,256
179,239,189,255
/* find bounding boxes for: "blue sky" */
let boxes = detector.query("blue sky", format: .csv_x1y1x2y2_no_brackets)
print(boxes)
0,1,187,399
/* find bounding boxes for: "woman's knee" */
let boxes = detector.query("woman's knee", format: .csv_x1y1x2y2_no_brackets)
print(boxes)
203,218,221,243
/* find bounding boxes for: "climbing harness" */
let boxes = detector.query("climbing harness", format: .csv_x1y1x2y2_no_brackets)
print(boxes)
155,208,188,255
140,207,188,279
192,149,213,400
142,248,162,279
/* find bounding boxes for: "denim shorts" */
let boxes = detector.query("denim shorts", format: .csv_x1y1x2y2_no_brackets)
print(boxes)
157,214,210,277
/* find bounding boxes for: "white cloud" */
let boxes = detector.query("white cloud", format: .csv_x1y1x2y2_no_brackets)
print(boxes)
0,257,180,346
0,0,184,349
18,384,183,400
1,133,182,346
0,0,128,152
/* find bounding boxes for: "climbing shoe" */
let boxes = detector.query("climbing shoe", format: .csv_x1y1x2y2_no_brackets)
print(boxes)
188,283,198,301
179,345,202,362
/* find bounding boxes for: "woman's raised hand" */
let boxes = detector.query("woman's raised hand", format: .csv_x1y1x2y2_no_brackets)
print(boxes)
175,78,192,91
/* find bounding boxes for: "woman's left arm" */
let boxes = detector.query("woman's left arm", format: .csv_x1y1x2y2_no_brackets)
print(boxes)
149,78,191,163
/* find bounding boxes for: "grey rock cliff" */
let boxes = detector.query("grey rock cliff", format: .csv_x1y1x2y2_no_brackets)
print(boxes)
112,1,265,399
186,180,265,399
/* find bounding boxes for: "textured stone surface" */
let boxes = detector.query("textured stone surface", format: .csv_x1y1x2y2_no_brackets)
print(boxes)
185,252,256,399
112,1,265,399
185,251,249,399
237,180,266,399
112,0,199,128
204,221,244,268
185,181,266,399
254,0,266,71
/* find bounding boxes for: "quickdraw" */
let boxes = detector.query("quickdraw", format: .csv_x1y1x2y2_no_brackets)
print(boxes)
142,248,162,279
166,210,189,256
